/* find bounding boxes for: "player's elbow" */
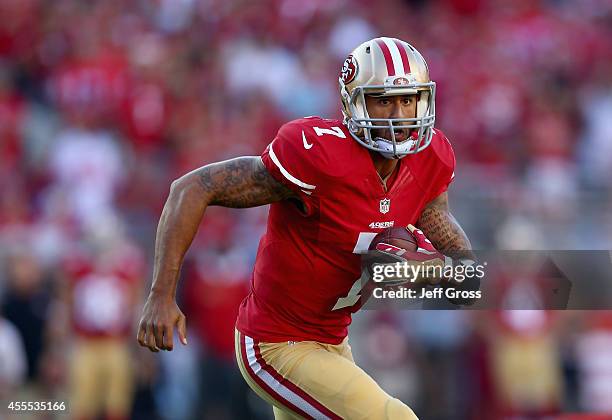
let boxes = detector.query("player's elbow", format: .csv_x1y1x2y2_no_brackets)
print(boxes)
169,169,214,203
169,176,189,197
169,178,183,193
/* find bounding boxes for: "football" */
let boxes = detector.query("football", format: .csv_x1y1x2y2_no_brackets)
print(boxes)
368,226,418,255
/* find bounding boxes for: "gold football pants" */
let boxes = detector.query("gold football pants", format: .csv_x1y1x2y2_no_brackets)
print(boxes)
235,329,418,420
70,337,134,419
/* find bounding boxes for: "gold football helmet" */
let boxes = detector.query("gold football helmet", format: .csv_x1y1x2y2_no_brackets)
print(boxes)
339,37,436,158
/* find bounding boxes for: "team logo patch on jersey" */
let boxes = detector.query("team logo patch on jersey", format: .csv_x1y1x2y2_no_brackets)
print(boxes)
379,198,390,214
369,221,394,229
340,54,358,84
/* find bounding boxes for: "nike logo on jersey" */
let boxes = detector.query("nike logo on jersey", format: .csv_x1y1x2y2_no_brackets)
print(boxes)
302,131,313,149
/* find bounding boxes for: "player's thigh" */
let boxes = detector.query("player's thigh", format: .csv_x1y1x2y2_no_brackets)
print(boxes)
279,344,417,420
236,331,417,420
235,330,288,410
236,331,337,419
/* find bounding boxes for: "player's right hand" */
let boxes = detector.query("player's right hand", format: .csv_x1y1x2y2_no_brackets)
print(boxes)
137,292,188,352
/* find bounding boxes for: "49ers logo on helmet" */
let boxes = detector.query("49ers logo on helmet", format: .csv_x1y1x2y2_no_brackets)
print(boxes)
340,55,358,84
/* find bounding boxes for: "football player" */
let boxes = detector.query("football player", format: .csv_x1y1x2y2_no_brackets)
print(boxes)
137,37,476,419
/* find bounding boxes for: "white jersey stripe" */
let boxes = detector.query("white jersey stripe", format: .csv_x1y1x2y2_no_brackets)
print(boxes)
244,336,329,419
382,37,405,75
267,146,316,190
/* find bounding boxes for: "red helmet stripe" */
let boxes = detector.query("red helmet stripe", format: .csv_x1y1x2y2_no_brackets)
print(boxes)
376,39,395,76
394,40,411,74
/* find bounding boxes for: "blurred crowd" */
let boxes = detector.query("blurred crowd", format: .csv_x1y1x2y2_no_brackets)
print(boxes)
1,0,612,419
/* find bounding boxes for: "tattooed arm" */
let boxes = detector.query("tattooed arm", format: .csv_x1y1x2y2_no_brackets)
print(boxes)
153,157,294,291
416,192,475,261
198,156,295,208
416,192,480,304
137,157,295,352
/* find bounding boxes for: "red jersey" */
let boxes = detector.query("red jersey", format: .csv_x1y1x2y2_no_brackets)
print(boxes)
236,117,455,344
64,244,143,338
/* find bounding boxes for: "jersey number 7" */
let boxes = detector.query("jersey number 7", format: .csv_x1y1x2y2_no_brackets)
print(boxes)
332,232,377,310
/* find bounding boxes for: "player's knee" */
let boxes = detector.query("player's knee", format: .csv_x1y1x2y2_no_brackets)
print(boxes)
384,397,418,420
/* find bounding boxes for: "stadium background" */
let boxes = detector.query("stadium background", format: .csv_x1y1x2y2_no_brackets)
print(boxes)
1,0,611,419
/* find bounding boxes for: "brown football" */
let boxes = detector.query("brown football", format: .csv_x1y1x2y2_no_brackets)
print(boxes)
368,226,417,254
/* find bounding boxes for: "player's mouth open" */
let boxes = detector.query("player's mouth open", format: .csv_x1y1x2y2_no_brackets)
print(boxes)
393,130,408,142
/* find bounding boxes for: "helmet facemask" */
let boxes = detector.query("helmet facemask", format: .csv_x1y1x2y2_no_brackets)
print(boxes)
342,81,436,159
